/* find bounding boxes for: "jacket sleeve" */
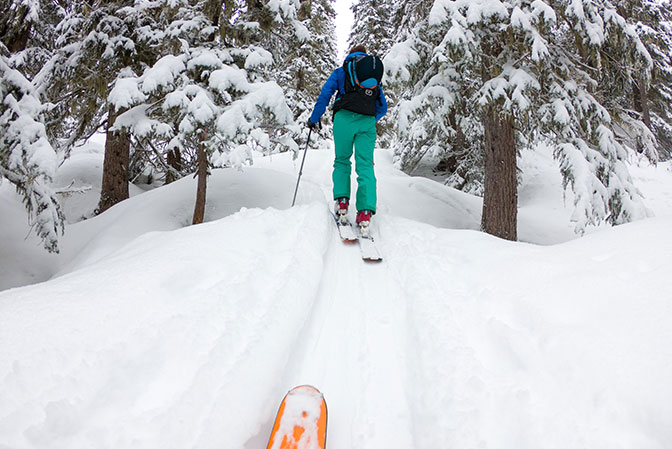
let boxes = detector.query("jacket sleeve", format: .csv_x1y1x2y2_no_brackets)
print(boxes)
375,88,388,121
310,69,340,123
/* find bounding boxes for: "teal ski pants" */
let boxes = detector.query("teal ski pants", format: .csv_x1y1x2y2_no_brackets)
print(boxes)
332,110,377,213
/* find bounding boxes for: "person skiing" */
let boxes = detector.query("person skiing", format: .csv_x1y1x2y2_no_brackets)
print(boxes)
307,45,387,234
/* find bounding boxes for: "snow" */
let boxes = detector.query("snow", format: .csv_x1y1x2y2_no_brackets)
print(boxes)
531,0,556,23
140,55,186,93
291,21,312,43
109,77,147,109
187,50,224,71
215,81,293,139
552,98,571,125
2,143,672,449
113,104,169,137
186,89,217,124
244,47,274,69
209,65,251,94
462,0,510,24
384,39,421,83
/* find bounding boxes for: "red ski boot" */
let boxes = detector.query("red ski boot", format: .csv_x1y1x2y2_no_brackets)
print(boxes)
334,197,349,224
356,209,373,237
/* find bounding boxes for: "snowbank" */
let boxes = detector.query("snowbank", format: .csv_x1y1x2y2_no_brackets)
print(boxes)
2,142,672,449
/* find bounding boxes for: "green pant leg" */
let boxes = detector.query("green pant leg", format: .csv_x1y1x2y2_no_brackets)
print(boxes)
353,116,377,213
332,111,355,200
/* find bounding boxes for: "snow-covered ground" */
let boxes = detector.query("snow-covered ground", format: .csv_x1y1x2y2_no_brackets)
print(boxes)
1,143,672,449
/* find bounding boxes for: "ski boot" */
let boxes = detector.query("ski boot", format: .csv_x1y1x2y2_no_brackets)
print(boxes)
356,209,373,238
334,197,349,225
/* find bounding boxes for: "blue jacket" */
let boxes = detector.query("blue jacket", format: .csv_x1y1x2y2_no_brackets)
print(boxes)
309,52,388,123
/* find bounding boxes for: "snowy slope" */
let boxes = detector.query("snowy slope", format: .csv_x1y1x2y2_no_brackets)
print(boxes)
1,147,672,449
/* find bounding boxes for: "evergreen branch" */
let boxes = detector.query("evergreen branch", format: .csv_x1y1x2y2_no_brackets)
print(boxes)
141,137,182,180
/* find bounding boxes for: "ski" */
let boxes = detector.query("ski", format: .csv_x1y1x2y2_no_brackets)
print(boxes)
331,210,383,262
332,212,357,243
266,385,327,449
357,226,383,262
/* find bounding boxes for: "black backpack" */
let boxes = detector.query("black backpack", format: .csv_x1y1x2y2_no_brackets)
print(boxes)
333,54,384,117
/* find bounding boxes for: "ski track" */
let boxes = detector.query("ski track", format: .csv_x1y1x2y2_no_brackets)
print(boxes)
383,219,490,449
268,208,414,449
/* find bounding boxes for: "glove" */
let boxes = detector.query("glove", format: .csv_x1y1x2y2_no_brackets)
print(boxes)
307,118,321,130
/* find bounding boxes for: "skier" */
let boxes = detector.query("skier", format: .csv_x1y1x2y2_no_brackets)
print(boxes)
307,45,387,233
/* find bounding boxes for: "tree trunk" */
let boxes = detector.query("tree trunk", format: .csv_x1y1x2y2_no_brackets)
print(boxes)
298,0,312,20
97,106,130,214
633,80,652,130
481,107,517,241
8,25,31,53
1,6,31,53
192,138,208,225
436,109,466,172
165,148,182,184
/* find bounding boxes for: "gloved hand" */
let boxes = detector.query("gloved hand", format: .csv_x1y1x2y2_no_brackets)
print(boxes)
307,118,321,130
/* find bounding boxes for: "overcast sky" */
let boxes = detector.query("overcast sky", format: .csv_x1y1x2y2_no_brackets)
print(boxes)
333,0,354,60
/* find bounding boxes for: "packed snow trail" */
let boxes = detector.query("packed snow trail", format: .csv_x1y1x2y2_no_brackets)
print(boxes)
274,216,413,449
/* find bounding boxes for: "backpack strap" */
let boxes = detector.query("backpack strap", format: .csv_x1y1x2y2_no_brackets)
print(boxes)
348,60,357,86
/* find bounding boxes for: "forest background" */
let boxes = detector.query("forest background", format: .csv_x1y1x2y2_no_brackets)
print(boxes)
1,0,671,252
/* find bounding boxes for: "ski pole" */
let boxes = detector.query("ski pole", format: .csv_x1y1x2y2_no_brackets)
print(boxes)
291,127,313,207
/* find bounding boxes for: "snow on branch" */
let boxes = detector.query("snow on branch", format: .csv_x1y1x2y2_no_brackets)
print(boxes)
1,57,64,252
384,38,421,83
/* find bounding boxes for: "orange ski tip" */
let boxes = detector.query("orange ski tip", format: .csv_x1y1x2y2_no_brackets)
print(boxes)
266,385,327,449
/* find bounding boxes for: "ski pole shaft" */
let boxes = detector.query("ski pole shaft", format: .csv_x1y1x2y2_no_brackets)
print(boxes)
292,128,313,207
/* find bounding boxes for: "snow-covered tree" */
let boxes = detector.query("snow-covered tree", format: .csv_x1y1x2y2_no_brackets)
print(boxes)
346,0,395,58
386,0,656,239
269,0,337,145
45,0,161,214
113,0,305,223
0,56,64,252
565,0,660,162
1,0,65,252
380,0,445,164
1,0,39,53
621,0,672,159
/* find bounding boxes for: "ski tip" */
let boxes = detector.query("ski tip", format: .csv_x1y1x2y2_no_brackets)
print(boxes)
363,257,383,263
287,384,323,395
267,385,328,449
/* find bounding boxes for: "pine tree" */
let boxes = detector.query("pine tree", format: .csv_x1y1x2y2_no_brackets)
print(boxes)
0,57,64,252
623,0,672,159
382,0,453,168
111,0,306,223
270,0,337,146
0,0,65,252
568,0,661,162
346,0,394,57
0,0,39,53
45,0,163,214
386,0,656,238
